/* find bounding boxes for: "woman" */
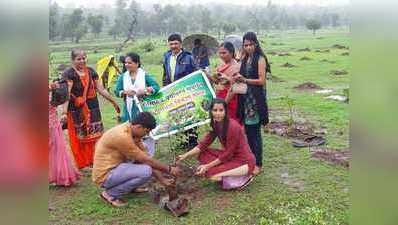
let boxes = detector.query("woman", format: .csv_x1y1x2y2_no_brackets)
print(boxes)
234,32,269,175
61,49,120,169
177,98,255,189
214,42,241,122
114,52,160,158
49,81,80,186
114,52,160,123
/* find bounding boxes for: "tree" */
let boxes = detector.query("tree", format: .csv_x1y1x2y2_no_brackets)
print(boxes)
113,0,140,51
87,14,104,38
49,2,59,41
222,22,236,36
331,13,340,27
61,8,88,43
306,19,322,35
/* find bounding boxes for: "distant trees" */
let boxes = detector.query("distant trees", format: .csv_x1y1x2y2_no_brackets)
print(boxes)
87,14,104,38
306,19,322,35
49,1,349,42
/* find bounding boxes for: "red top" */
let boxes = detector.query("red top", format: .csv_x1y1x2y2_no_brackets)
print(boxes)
198,119,255,164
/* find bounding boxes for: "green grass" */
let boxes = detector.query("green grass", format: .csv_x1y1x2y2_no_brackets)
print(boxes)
49,28,350,225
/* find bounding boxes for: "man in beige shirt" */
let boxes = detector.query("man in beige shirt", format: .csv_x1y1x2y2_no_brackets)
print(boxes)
92,112,181,207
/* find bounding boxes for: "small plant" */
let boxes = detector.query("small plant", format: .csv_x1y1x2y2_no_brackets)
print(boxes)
282,95,296,127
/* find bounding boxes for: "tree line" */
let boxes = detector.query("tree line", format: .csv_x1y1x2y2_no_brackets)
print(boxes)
49,0,349,43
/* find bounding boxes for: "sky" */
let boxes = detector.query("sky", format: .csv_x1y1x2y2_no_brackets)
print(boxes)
54,0,350,9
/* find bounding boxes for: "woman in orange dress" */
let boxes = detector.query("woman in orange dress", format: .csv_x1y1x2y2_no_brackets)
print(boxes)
60,49,120,169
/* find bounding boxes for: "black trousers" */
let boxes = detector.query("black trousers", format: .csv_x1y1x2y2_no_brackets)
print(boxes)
244,123,263,167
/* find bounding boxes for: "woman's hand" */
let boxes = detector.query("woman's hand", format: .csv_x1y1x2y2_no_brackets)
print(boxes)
195,164,208,176
176,153,188,164
60,112,67,124
145,87,154,95
124,90,136,97
233,74,246,83
112,102,121,114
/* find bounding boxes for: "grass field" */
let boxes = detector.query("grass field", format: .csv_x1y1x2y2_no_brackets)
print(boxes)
49,28,350,225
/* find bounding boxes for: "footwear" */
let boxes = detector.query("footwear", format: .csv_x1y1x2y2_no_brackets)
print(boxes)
222,175,254,190
100,191,127,207
238,175,255,190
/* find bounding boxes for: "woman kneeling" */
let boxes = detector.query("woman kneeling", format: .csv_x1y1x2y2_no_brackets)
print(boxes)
177,98,256,189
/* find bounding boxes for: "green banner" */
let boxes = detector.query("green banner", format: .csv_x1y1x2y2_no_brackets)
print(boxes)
135,71,216,140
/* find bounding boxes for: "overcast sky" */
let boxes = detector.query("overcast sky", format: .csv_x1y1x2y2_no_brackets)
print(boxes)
54,0,350,9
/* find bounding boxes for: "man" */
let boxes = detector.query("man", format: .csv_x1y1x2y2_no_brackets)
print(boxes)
92,112,181,207
162,33,198,150
192,39,210,69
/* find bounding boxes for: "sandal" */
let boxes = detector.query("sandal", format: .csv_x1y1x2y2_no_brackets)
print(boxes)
100,191,127,207
238,175,255,190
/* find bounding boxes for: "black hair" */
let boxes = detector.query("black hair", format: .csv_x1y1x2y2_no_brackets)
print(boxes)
119,55,127,73
168,33,182,43
125,52,141,68
209,98,229,142
131,112,157,130
71,49,86,60
242,31,269,71
219,41,236,59
194,39,201,45
242,31,265,59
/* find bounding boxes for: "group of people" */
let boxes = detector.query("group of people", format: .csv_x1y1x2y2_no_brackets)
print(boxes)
49,31,269,207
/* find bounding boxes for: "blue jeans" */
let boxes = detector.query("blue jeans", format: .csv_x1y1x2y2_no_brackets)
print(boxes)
102,163,152,199
101,137,155,199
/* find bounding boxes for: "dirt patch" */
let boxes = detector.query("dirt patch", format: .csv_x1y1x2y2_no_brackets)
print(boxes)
264,121,314,138
271,43,285,46
294,82,322,91
297,48,311,52
341,52,350,56
310,148,351,169
320,59,336,64
268,51,278,56
278,52,292,57
315,49,331,53
331,44,349,50
330,69,348,75
281,62,296,68
300,56,312,61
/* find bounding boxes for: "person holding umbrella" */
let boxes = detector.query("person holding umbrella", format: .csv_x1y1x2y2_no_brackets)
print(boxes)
192,39,210,69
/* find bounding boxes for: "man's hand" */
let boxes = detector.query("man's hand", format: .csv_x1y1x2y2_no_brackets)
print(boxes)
169,166,182,177
159,177,175,188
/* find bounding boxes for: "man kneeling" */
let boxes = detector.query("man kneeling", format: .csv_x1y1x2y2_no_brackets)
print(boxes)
92,112,181,207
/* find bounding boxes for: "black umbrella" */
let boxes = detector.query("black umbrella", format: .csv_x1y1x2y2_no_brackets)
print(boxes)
182,34,219,55
224,35,243,51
